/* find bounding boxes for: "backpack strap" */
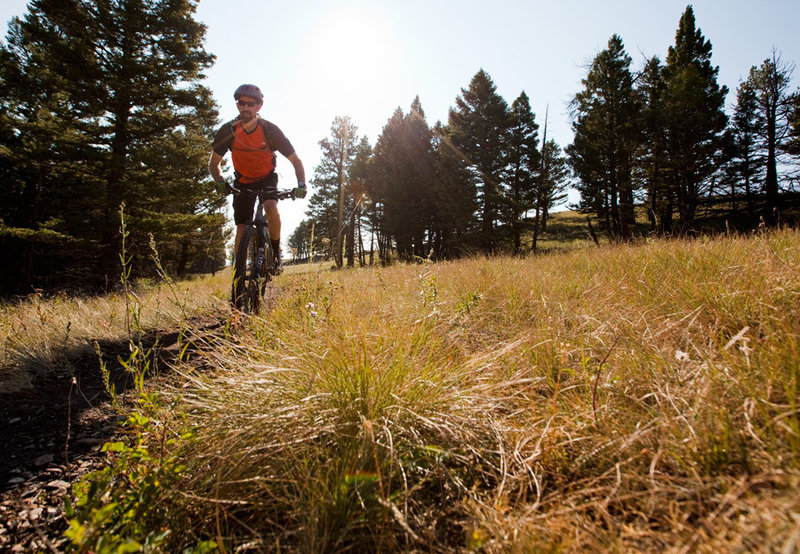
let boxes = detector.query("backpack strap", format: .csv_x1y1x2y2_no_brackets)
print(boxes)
258,118,275,152
227,117,275,152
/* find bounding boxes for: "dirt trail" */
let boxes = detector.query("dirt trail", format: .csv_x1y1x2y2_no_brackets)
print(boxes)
0,317,225,551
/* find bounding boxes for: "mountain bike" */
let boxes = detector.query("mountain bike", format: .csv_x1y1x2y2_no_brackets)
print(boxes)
231,187,297,313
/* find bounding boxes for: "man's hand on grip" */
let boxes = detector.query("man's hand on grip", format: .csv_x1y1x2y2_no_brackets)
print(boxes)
215,180,235,196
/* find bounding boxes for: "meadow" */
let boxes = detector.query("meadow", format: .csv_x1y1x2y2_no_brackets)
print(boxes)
2,227,799,552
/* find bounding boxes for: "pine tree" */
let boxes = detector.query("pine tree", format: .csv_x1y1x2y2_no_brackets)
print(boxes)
364,109,403,262
504,92,539,254
370,100,436,262
744,51,797,220
287,219,314,262
347,136,372,267
0,0,223,291
306,116,361,268
662,5,728,231
404,98,437,259
430,121,477,258
729,81,765,219
537,138,570,232
447,69,511,251
567,34,641,240
787,94,800,157
637,56,673,233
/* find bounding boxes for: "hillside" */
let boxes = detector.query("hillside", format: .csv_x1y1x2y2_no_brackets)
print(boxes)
2,228,799,552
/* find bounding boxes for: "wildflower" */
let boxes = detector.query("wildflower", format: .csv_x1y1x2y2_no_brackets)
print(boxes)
675,349,689,362
305,302,318,318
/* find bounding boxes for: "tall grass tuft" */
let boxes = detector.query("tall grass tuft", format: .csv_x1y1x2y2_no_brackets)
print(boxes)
132,228,800,552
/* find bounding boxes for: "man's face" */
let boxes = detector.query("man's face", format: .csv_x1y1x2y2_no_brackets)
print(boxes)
236,96,261,121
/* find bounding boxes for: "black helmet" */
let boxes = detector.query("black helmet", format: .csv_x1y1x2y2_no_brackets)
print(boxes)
234,84,263,101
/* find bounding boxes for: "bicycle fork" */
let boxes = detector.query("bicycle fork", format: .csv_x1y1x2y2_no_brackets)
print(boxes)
256,222,268,275
256,244,265,274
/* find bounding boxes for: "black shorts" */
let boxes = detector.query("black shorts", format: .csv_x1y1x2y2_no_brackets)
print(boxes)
232,173,279,225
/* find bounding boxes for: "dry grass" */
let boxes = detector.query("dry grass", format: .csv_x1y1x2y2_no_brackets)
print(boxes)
0,271,231,393
123,228,800,552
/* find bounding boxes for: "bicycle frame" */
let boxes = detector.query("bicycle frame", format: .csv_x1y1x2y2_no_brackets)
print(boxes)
231,188,296,312
251,202,269,277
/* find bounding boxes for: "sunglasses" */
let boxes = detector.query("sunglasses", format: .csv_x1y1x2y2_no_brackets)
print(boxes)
237,100,259,107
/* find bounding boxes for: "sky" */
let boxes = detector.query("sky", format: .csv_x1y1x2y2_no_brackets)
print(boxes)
2,0,800,241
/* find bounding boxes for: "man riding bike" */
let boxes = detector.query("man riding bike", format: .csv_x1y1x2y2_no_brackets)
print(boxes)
208,83,307,273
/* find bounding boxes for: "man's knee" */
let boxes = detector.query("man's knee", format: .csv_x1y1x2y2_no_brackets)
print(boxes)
263,200,279,216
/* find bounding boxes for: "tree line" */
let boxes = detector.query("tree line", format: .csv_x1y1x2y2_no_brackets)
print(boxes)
569,7,799,240
0,0,227,295
2,3,799,294
291,78,570,267
291,5,800,266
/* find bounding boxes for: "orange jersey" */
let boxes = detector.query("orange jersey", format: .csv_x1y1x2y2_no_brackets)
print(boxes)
212,117,295,184
231,123,275,183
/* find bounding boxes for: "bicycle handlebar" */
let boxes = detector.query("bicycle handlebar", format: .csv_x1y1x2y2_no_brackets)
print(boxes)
230,185,296,200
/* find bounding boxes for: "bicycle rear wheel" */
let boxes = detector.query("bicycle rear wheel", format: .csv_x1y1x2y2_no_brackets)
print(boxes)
232,227,271,313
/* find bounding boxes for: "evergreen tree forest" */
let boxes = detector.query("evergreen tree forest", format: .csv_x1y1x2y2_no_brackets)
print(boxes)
0,0,227,295
2,3,799,292
292,73,569,265
293,5,800,264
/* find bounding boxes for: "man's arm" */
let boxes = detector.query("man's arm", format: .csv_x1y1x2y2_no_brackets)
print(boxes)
208,151,225,182
287,152,306,184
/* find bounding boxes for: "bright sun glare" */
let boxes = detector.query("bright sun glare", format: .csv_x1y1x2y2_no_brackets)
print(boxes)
306,7,398,117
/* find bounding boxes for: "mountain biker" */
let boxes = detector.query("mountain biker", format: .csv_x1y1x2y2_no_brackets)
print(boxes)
208,83,307,273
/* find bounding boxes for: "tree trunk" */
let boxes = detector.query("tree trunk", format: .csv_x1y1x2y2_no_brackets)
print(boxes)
482,179,495,252
619,173,635,240
177,241,189,276
335,169,345,269
531,207,540,253
764,107,779,222
587,217,600,246
346,208,355,267
102,105,130,280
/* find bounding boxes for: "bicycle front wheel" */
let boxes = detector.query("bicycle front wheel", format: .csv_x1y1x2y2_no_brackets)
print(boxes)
232,227,269,313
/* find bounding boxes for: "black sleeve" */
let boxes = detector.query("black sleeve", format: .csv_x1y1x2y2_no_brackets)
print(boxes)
263,120,296,158
211,122,235,156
